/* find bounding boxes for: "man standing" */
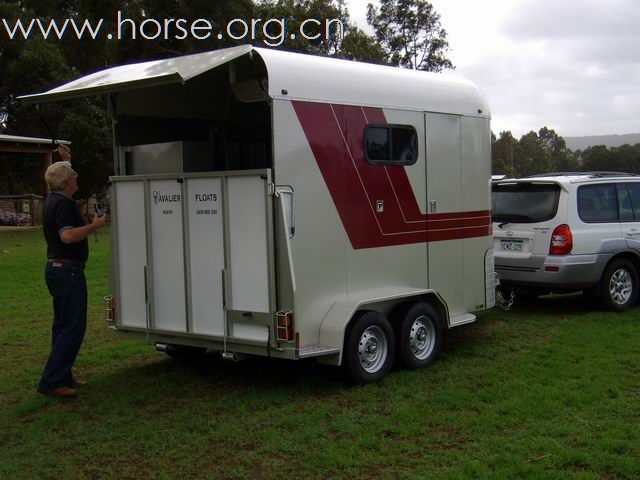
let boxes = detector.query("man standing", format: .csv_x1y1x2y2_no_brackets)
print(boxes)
38,145,106,398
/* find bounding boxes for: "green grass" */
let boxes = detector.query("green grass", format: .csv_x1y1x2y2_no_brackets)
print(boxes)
1,228,639,479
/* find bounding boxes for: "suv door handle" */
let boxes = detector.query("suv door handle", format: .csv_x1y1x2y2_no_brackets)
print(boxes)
626,228,640,237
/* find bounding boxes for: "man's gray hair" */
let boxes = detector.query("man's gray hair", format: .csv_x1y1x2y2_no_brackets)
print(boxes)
45,161,76,191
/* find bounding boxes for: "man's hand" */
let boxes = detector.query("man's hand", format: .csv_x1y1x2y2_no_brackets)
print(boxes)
57,144,71,162
92,213,106,229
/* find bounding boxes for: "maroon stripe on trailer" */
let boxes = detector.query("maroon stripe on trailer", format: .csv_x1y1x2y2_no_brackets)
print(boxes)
291,100,491,249
291,101,391,249
429,225,493,242
428,210,491,220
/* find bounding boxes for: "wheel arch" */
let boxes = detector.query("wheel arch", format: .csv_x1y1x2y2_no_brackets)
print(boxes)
588,250,640,293
386,294,448,331
606,250,640,275
317,289,449,366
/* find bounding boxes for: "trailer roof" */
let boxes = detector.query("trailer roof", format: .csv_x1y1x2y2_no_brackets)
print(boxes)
19,45,490,117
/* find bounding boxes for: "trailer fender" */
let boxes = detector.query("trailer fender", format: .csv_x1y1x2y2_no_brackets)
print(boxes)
317,288,448,366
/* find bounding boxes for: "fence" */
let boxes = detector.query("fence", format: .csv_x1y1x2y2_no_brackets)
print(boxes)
0,194,43,226
0,194,110,227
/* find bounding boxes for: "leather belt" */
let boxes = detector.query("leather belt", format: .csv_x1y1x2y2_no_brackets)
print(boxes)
47,258,85,269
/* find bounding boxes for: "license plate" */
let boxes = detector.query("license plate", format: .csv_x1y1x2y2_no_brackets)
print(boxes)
500,240,523,252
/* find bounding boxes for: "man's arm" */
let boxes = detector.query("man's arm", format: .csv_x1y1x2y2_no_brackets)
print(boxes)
60,214,106,244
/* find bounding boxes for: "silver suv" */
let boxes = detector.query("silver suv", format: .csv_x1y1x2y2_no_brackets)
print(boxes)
492,172,640,311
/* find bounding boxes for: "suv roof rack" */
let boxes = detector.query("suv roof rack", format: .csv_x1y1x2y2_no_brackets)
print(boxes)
588,171,639,178
526,171,638,178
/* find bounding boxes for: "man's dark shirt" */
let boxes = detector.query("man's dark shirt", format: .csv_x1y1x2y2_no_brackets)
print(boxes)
43,192,89,263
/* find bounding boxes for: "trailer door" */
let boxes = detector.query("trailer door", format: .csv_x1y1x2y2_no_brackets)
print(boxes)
111,170,275,342
184,176,226,336
425,113,466,318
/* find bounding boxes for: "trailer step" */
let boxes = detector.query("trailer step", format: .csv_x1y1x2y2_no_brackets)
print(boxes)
449,313,476,327
298,345,340,358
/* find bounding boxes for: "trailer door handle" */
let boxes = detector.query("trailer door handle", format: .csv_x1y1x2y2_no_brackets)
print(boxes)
275,186,295,239
143,265,149,304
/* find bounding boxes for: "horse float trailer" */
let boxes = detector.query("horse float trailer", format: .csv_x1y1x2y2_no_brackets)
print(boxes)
21,45,495,383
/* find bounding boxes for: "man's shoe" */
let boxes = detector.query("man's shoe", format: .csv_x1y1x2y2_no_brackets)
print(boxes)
68,379,87,389
37,386,77,398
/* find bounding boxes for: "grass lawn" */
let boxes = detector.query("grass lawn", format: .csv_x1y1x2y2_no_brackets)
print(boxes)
1,228,639,479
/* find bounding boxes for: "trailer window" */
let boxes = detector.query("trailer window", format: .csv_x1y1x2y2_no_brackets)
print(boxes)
365,125,418,166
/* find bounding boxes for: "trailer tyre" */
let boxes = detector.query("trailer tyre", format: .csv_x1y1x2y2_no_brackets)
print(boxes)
393,302,442,370
344,311,395,384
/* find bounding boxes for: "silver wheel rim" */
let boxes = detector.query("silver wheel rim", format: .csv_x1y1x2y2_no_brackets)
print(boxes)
609,268,633,305
410,315,436,360
358,325,388,373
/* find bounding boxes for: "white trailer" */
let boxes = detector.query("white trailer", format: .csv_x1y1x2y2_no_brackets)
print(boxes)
22,45,495,383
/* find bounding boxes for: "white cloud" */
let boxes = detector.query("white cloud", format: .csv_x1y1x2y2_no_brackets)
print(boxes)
346,0,640,137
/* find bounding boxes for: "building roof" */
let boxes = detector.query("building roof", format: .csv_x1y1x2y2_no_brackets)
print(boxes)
19,45,490,117
0,134,70,155
0,134,70,145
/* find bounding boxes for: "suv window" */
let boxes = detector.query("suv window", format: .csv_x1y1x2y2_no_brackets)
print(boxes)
492,183,560,223
626,183,640,220
578,184,618,223
617,184,634,221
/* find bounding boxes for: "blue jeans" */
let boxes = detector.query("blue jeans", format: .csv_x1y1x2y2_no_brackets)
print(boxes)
39,262,87,389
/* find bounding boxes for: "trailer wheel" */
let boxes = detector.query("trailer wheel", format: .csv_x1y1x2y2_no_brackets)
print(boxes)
393,302,442,369
600,259,639,311
344,311,395,384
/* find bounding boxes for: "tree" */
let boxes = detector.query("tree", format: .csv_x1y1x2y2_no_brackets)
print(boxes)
538,126,576,172
253,1,388,65
514,131,550,177
491,128,578,177
0,10,74,196
580,144,640,174
336,26,388,64
492,131,516,176
107,0,256,62
366,0,453,71
256,0,350,56
57,100,112,199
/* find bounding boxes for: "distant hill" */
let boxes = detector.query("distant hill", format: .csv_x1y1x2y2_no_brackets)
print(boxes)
564,133,640,151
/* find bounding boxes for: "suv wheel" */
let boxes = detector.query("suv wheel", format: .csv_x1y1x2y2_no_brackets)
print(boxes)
600,259,639,311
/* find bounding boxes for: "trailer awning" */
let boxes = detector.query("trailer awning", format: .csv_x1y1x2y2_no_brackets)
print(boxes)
18,45,252,103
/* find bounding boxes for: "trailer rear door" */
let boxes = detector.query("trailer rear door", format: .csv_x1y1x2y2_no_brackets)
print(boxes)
110,170,275,343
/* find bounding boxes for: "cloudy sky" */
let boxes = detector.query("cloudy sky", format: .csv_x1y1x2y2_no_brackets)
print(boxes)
346,0,640,138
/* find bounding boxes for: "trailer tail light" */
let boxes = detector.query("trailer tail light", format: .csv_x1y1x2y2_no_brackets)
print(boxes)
104,295,115,325
276,311,294,342
549,224,573,255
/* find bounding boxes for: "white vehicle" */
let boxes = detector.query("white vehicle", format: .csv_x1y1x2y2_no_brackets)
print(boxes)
22,45,495,383
492,172,640,311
